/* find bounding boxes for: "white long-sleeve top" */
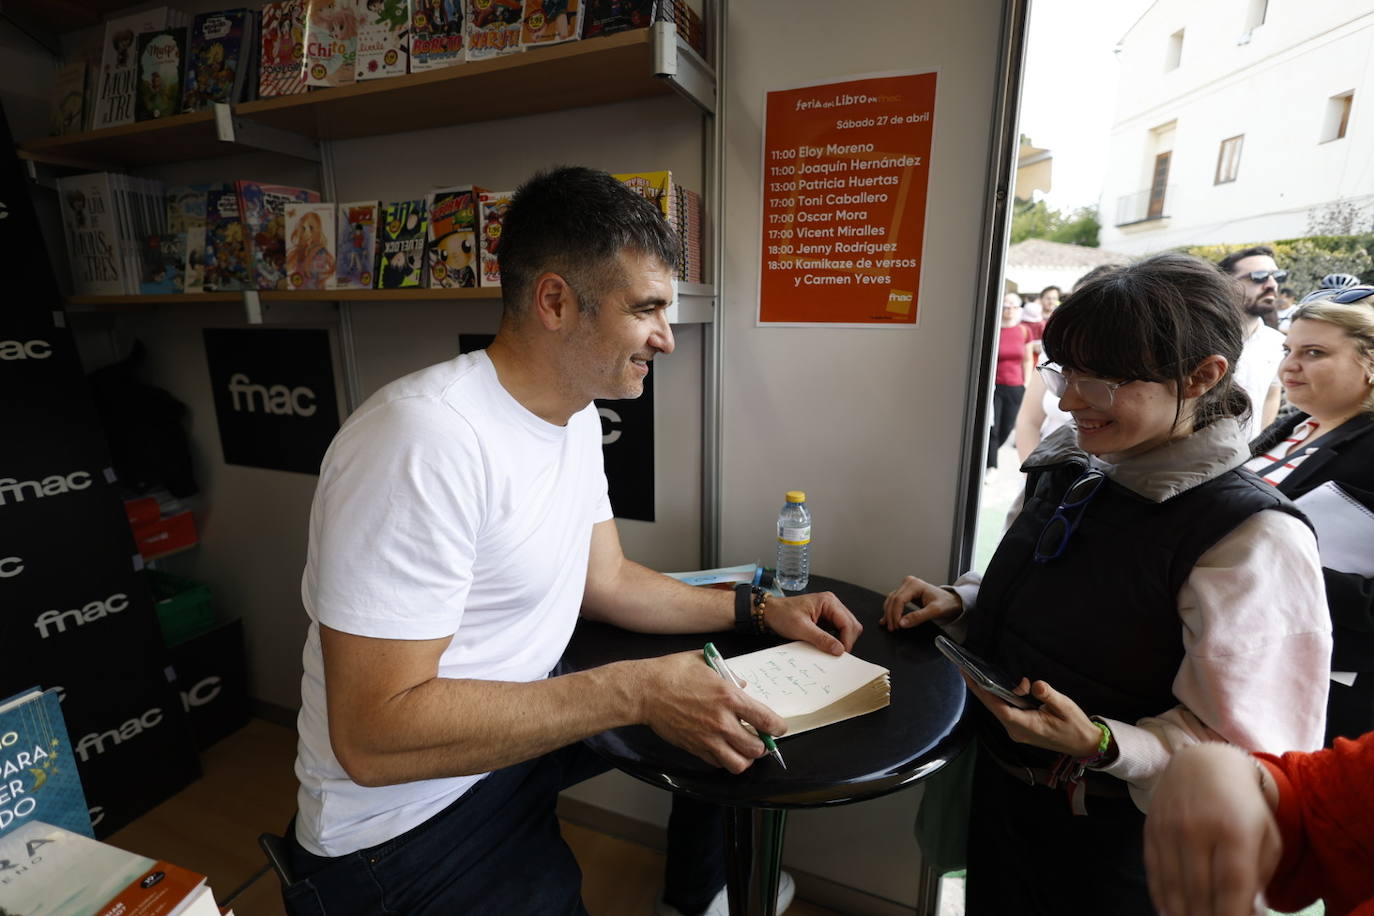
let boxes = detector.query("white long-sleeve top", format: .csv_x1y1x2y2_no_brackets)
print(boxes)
947,419,1332,811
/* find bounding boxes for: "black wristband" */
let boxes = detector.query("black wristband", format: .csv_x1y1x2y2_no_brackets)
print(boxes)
734,582,754,633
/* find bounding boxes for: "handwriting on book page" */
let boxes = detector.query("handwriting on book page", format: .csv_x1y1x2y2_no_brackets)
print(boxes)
733,644,842,718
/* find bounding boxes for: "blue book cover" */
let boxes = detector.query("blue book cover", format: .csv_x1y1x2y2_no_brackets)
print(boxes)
0,687,93,839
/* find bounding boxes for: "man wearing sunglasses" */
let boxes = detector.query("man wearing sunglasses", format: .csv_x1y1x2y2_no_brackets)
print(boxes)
1219,245,1287,439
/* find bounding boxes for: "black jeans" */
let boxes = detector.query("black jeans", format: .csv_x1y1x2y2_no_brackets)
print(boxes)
282,743,725,915
965,749,1153,915
988,384,1025,469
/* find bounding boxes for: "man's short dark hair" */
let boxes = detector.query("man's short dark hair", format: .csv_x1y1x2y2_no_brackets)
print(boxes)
1040,285,1062,298
497,166,678,317
1217,245,1276,275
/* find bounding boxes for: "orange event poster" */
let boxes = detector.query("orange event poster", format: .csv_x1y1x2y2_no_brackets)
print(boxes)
759,71,936,326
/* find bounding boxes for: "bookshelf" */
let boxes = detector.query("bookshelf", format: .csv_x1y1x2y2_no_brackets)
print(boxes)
18,29,709,168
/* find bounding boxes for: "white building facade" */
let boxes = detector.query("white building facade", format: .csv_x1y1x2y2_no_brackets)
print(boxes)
1099,0,1374,255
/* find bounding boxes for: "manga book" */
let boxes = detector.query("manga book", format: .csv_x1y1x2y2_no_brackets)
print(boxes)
304,0,358,88
285,202,338,290
259,0,308,97
426,186,480,289
182,9,255,112
140,233,184,293
134,28,186,120
204,188,251,291
55,173,125,296
476,189,512,287
357,0,410,79
581,0,653,39
375,199,428,288
92,7,186,129
335,201,379,289
410,0,463,71
465,0,522,59
236,181,322,289
49,60,86,135
166,183,213,291
520,0,580,48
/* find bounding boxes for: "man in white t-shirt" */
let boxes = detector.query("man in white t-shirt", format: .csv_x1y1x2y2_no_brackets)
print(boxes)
284,167,862,916
1219,246,1287,441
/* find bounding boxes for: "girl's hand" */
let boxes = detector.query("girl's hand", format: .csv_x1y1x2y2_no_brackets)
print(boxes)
882,576,962,631
963,674,1104,759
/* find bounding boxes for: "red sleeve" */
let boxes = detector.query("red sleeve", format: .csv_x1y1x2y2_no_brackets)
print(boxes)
1261,733,1374,916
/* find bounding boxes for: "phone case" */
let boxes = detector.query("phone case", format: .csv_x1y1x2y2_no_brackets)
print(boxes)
934,635,1042,709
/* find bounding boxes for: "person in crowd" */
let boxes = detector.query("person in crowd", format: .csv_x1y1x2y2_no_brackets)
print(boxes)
988,292,1035,472
1247,284,1374,745
1020,286,1059,353
284,166,861,916
1218,246,1286,439
1276,286,1298,332
1143,736,1374,916
884,253,1330,915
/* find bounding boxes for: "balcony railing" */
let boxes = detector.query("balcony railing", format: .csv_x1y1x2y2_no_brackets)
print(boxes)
1114,184,1175,227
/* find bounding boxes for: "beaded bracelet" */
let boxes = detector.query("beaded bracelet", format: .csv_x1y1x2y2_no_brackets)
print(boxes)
750,586,769,634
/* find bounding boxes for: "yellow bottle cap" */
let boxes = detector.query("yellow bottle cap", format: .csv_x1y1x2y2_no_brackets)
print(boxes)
785,490,806,503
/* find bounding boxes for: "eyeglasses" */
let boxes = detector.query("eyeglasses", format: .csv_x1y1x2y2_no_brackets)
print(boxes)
1033,468,1106,564
1298,284,1374,306
1037,364,1134,410
1242,270,1289,283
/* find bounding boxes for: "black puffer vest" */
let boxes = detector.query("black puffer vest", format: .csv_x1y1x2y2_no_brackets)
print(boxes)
965,435,1308,770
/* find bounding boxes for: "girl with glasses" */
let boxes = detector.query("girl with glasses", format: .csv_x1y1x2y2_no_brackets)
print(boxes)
1248,285,1374,746
882,253,1331,915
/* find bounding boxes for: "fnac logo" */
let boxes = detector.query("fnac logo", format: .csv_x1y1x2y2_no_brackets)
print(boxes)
0,339,52,360
75,707,164,762
0,556,22,578
228,372,317,416
0,471,92,507
33,591,130,639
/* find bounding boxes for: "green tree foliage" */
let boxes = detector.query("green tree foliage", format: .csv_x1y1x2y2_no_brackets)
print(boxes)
1010,199,1101,247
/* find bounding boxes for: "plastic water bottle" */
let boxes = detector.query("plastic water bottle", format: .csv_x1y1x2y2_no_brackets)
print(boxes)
775,490,811,591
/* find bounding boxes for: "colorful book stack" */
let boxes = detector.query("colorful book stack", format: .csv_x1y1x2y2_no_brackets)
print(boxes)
237,182,323,290
476,189,512,287
181,8,256,112
376,199,429,288
285,201,339,289
336,201,380,289
614,170,704,283
466,0,523,59
55,172,167,296
259,0,309,97
426,186,480,289
91,6,191,130
357,0,412,79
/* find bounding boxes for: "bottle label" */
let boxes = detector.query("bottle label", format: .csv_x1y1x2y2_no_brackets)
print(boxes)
778,525,811,545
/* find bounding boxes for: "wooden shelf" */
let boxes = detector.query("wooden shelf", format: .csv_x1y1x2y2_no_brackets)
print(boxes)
66,288,501,309
18,29,695,168
239,29,680,142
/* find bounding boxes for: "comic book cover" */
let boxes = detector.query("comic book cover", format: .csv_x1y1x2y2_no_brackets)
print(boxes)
375,199,428,288
581,0,653,40
520,0,580,48
409,0,463,72
182,9,255,111
426,186,480,289
184,225,207,291
259,0,308,97
236,181,322,290
55,173,125,295
335,201,379,288
166,183,215,291
140,233,184,293
285,201,338,290
204,188,251,290
476,189,512,287
465,0,522,59
92,7,185,129
134,28,186,121
49,60,87,135
304,0,358,88
356,0,410,79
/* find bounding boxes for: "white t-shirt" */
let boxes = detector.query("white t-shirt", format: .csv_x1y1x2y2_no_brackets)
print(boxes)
1235,323,1285,441
294,350,612,856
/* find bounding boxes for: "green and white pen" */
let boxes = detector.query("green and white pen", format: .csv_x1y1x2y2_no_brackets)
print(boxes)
702,642,787,769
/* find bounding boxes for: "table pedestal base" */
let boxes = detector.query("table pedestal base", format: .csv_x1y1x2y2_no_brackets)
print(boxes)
725,807,788,916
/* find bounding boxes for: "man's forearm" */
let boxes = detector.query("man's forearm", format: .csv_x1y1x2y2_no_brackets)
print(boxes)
328,661,649,787
582,558,734,633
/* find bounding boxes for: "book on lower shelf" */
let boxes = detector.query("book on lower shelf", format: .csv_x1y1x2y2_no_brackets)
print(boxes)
0,820,218,916
725,641,891,737
0,687,92,840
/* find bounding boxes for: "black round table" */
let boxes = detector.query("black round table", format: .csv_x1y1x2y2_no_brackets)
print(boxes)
557,575,969,916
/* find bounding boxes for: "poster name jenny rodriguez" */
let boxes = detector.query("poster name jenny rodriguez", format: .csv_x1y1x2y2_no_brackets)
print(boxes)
759,71,936,327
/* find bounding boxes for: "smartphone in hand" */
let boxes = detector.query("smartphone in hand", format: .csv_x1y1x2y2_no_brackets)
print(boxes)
934,635,1043,710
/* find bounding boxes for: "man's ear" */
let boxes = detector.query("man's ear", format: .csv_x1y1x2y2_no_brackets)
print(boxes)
1184,354,1228,398
532,272,577,331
